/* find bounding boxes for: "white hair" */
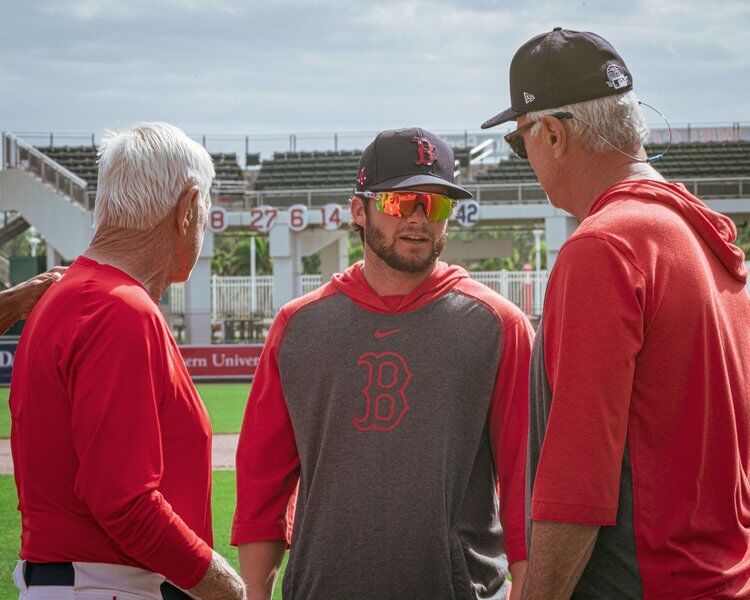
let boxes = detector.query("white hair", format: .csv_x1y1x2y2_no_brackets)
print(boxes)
527,91,649,153
94,122,215,230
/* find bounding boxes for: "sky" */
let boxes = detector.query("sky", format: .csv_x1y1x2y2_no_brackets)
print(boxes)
1,0,748,150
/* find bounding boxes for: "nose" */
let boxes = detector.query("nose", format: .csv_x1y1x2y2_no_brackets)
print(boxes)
406,203,429,225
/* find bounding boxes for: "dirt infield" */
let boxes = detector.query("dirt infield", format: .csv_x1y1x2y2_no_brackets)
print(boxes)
0,433,239,475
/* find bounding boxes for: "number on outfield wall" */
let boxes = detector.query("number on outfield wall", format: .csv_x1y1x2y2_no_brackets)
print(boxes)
455,200,480,228
209,207,228,233
322,204,343,230
288,204,309,232
249,206,278,232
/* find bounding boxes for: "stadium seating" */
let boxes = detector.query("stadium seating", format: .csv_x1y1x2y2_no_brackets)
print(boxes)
34,147,246,188
36,146,99,187
35,140,749,193
475,141,750,184
647,141,749,179
475,154,538,184
210,153,244,181
254,150,361,190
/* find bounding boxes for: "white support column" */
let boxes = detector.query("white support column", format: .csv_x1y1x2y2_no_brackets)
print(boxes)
46,245,63,270
270,224,302,312
544,215,578,270
184,230,214,344
318,231,349,281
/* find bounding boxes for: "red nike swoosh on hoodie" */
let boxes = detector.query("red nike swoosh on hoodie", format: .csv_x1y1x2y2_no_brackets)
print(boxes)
374,328,403,339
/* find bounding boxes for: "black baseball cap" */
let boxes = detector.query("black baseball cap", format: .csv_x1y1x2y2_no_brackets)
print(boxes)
354,128,472,200
481,27,633,129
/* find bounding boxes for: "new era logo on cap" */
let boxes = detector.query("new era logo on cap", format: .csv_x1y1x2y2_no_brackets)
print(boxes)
523,92,536,104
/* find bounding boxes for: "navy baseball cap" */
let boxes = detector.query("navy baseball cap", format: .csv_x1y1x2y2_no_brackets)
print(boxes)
481,27,633,129
354,128,472,200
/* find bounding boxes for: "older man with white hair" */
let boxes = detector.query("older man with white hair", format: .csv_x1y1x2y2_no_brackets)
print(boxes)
10,123,246,600
482,28,750,600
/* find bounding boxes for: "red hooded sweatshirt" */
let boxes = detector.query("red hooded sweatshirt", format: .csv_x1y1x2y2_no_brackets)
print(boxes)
528,180,750,599
233,261,534,599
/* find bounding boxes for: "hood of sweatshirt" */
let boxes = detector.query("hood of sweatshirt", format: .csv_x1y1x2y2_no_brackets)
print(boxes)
590,179,748,283
330,260,470,314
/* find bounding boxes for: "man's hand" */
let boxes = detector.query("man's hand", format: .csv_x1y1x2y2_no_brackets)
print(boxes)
188,551,247,600
0,267,67,333
521,520,599,600
507,559,528,600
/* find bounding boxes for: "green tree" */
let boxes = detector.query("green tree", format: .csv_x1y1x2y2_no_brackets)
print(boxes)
1,229,47,259
736,220,750,256
211,235,271,275
448,227,546,271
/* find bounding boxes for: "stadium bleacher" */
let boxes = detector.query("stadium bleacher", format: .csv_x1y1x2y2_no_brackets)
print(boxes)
33,147,245,189
33,140,750,192
254,150,361,190
647,141,749,179
476,140,750,184
36,146,99,187
210,153,244,181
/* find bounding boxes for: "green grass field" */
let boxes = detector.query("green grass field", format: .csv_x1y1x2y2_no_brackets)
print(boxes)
0,382,250,439
0,383,287,597
0,471,287,599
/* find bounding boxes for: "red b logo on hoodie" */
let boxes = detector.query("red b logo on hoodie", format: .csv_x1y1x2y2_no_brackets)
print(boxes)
354,352,412,431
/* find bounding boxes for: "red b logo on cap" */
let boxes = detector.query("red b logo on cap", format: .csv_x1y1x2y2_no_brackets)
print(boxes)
412,137,436,166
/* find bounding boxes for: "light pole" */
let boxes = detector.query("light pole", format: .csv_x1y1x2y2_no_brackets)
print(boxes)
250,236,257,316
532,229,544,314
28,236,41,258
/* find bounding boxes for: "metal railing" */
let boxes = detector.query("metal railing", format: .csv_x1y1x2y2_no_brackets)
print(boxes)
169,270,549,319
212,176,750,211
0,255,10,285
170,275,275,319
300,274,323,295
12,121,750,164
2,132,93,210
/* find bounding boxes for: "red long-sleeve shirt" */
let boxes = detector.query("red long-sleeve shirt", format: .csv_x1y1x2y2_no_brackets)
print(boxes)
10,256,213,589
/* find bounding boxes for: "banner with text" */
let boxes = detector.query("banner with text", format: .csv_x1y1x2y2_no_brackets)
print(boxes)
0,341,264,384
179,344,264,380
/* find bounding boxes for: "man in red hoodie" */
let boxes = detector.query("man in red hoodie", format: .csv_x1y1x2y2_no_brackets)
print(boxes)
482,29,750,599
232,128,534,599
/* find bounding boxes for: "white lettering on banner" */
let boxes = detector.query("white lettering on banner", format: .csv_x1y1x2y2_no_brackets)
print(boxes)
0,352,15,368
184,357,208,368
211,353,261,368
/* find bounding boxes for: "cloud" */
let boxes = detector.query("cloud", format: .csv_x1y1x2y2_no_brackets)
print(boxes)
0,0,747,143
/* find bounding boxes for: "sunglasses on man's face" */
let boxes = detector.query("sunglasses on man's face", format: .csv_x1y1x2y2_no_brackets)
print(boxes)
504,111,573,159
356,190,458,222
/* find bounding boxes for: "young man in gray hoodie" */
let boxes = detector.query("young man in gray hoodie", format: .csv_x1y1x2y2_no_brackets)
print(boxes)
233,128,534,599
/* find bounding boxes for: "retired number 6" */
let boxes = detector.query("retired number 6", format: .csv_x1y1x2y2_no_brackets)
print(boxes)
288,204,309,232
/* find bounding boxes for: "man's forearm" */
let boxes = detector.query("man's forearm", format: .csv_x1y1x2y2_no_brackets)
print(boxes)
0,288,20,334
521,520,599,600
238,541,286,600
188,550,246,600
507,559,528,600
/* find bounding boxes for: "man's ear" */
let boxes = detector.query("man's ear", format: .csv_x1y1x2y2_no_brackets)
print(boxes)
176,185,201,237
539,114,569,159
351,196,367,229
